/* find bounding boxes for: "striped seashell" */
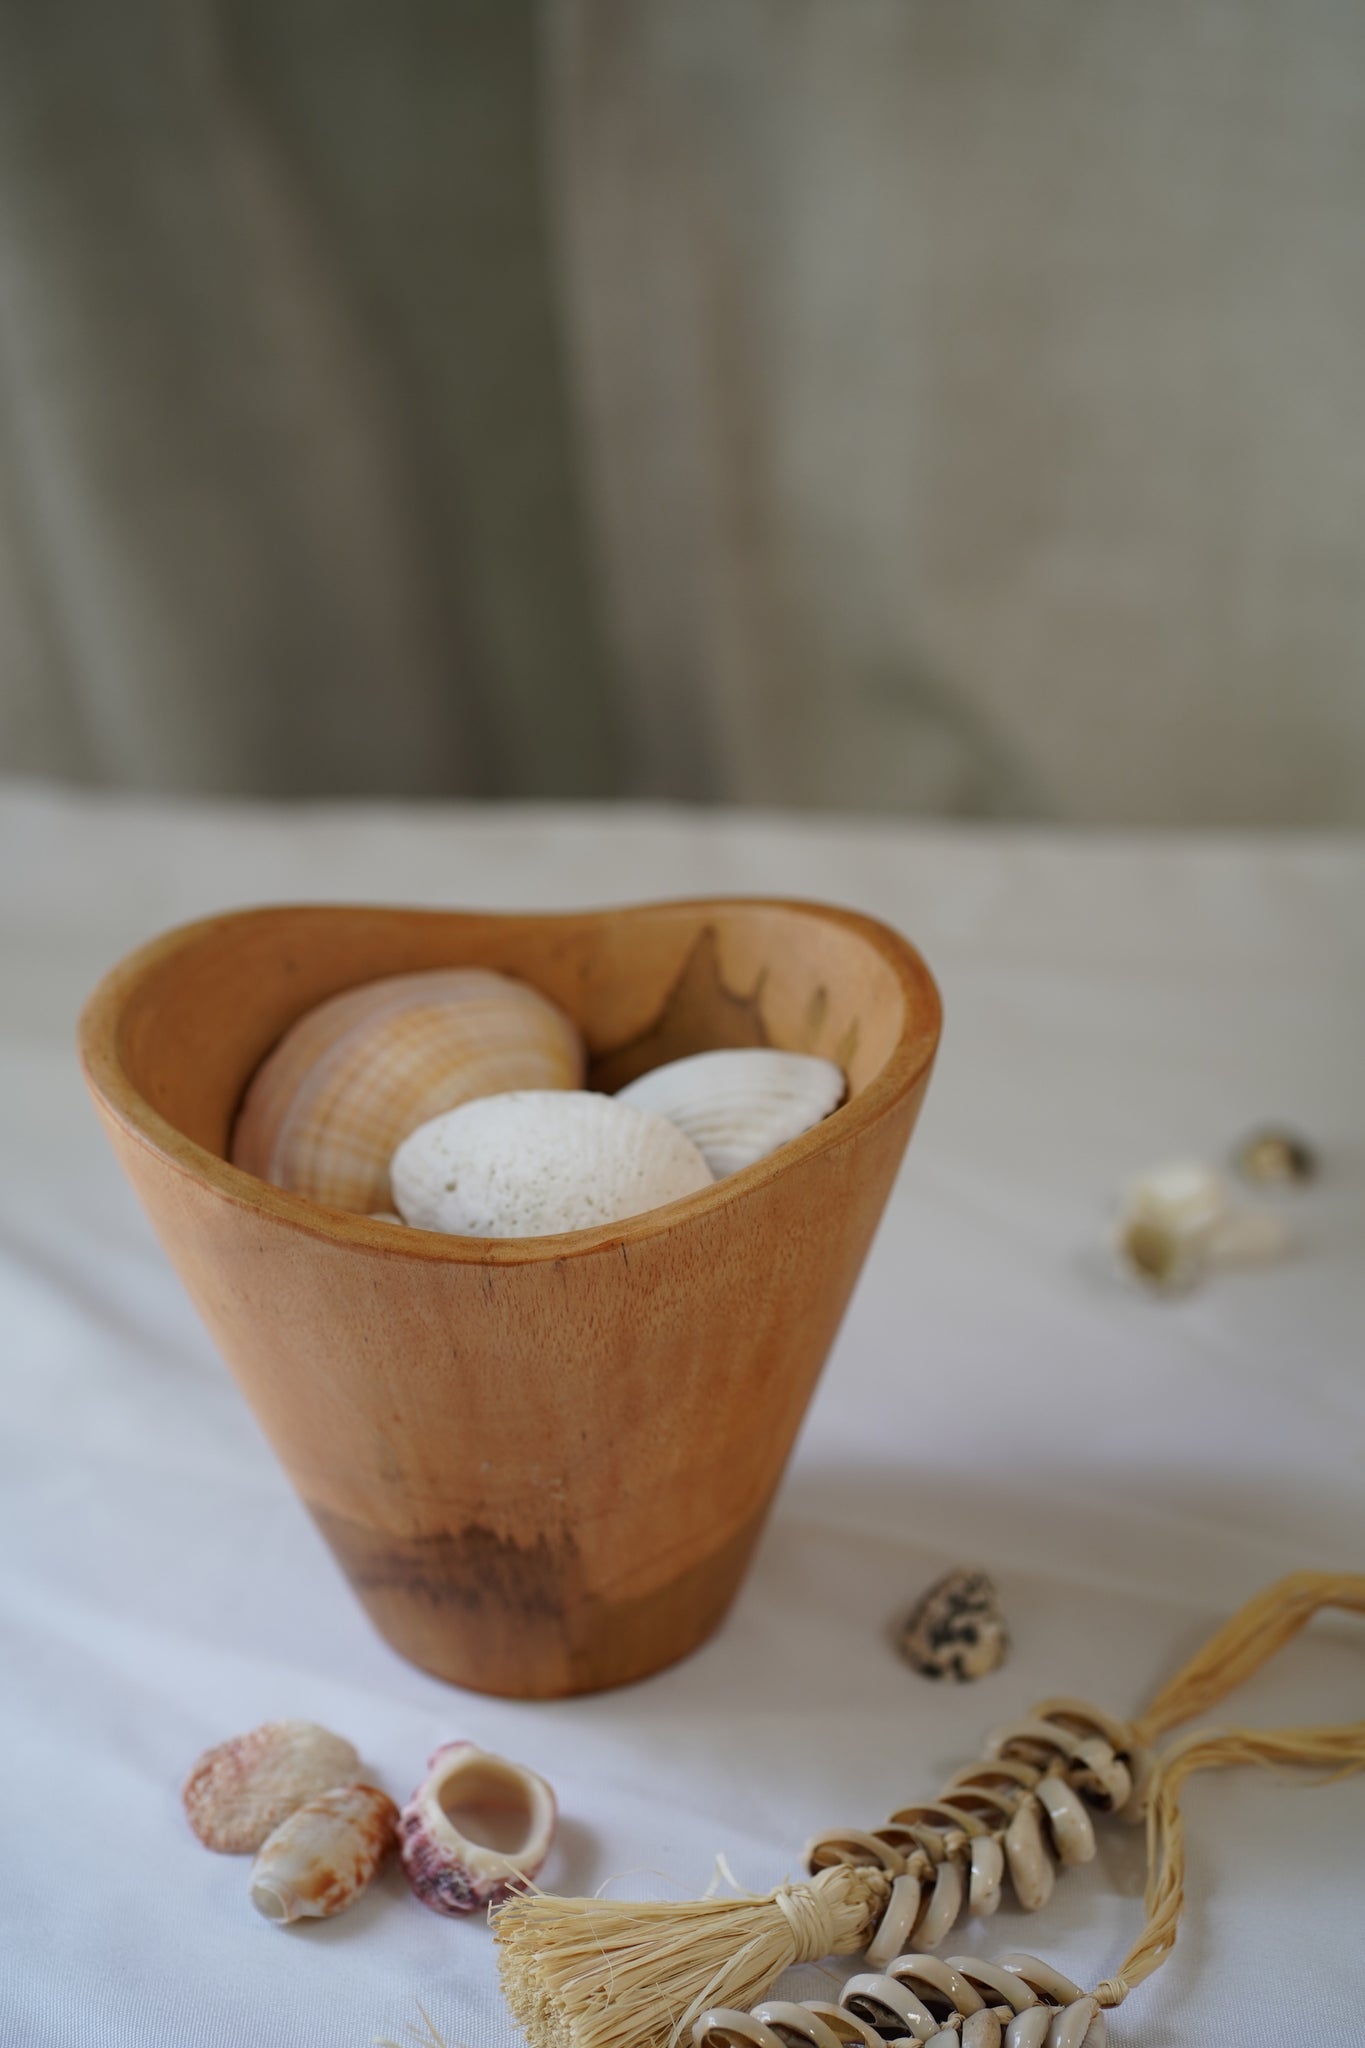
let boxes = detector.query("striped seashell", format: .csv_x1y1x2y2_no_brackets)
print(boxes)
230,969,585,1214
617,1049,845,1178
250,1782,399,1923
391,1090,713,1238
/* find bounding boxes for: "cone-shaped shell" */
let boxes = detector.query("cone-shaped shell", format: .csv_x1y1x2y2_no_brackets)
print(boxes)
616,1049,845,1178
400,1740,556,1915
391,1090,713,1237
231,969,585,1214
250,1782,398,1923
182,1719,360,1854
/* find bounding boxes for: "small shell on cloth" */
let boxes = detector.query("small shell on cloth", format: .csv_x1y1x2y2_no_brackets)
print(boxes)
1234,1125,1317,1185
182,1719,360,1854
250,1783,398,1923
1115,1159,1291,1293
399,1740,556,1915
616,1048,845,1178
898,1568,1009,1683
391,1090,713,1238
230,969,585,1214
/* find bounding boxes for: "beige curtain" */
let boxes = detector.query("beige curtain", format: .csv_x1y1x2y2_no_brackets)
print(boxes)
3,2,1365,822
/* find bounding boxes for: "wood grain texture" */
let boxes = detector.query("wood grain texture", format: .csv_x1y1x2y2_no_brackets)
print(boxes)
80,898,939,1696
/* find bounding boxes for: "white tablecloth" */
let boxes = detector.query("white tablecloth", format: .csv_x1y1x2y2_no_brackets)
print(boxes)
2,782,1362,2047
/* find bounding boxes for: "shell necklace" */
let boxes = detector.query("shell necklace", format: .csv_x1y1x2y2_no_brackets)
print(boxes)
493,1572,1365,2048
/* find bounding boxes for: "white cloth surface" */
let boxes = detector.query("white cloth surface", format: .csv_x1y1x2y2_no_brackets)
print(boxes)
1,780,1362,2047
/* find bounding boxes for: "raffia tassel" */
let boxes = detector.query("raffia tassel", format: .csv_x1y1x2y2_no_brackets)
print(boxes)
492,1860,892,2048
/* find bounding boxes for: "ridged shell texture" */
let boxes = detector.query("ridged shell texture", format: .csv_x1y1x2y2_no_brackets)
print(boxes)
617,1048,845,1178
230,969,585,1214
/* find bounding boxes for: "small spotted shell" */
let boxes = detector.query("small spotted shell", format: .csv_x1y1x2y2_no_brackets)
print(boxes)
400,1740,556,1915
250,1783,398,1923
231,969,585,1214
182,1719,360,1854
391,1090,712,1238
616,1049,845,1178
898,1568,1009,1683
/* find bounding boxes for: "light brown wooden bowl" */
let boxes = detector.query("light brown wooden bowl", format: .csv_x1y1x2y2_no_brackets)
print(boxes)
79,898,940,1697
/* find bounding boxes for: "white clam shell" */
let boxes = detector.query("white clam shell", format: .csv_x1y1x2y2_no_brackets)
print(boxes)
250,1782,398,1923
231,969,585,1214
399,1740,557,1915
616,1049,845,1178
391,1090,713,1237
182,1719,360,1854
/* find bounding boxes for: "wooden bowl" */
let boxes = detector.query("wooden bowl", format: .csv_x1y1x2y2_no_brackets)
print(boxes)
79,898,940,1697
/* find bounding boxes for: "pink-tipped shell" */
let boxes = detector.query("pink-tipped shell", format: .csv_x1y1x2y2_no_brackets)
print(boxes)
182,1719,360,1854
250,1783,398,1923
399,1740,556,1916
230,969,585,1214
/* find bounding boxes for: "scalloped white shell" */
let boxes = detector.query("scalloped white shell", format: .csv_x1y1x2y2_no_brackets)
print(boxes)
616,1049,845,1178
391,1090,713,1237
230,969,584,1214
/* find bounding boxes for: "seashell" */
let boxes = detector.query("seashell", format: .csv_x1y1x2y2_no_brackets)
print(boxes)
231,969,585,1214
182,1719,360,1854
863,1872,924,1967
911,1856,964,1948
1003,1797,1055,1912
399,1739,557,1915
1114,1158,1292,1293
841,1973,937,2039
616,1049,845,1178
1004,2012,1052,2048
884,1956,984,2019
898,1568,1010,1682
752,2003,848,2048
996,1955,1084,2006
968,1832,1005,1915
945,1958,1040,2015
1033,1773,1096,1865
391,1090,713,1238
962,2015,1003,2048
1046,2000,1102,2048
1234,1125,1316,1185
250,1781,398,1923
801,2005,883,2048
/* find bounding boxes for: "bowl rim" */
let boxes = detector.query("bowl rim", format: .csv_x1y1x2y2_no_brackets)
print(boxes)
78,894,941,1265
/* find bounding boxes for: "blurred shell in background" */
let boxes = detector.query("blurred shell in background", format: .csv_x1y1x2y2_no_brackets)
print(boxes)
230,969,584,1213
392,1089,712,1237
617,1049,845,1177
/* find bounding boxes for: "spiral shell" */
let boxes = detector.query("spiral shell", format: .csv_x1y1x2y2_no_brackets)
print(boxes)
182,1719,360,1854
391,1090,713,1238
399,1740,557,1915
616,1049,845,1178
230,969,585,1214
250,1782,398,1923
